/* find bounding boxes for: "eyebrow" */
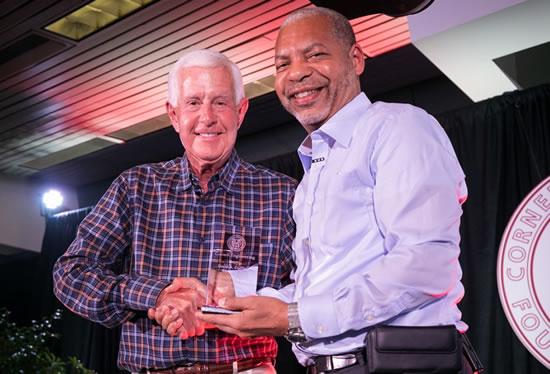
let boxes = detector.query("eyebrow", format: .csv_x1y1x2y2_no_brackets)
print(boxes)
275,42,326,61
182,95,200,101
212,94,233,101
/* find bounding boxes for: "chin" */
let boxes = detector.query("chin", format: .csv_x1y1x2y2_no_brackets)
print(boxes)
295,112,328,128
288,103,328,126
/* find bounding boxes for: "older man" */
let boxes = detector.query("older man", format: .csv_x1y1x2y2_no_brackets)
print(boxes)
53,50,297,373
200,7,481,374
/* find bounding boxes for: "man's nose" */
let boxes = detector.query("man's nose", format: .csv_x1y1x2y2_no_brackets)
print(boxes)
287,60,312,82
199,104,216,124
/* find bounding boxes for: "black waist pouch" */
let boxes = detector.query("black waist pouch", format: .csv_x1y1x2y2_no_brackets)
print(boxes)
365,325,462,373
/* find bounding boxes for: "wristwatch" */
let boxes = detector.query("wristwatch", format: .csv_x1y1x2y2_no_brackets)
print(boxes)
284,302,307,343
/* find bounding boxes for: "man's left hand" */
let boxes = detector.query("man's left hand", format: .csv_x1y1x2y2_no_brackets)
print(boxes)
197,295,288,338
148,277,208,339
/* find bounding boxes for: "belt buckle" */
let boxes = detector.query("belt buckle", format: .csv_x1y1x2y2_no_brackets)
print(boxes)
317,353,357,373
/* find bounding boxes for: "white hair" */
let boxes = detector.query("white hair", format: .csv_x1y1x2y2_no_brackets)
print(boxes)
167,50,245,107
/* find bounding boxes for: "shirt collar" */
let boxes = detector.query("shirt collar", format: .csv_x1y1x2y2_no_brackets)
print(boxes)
297,142,313,172
180,149,241,195
297,92,371,171
218,150,241,195
320,92,370,148
180,156,192,191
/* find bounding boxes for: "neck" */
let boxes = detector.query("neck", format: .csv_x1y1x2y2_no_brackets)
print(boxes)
191,165,217,192
187,156,228,192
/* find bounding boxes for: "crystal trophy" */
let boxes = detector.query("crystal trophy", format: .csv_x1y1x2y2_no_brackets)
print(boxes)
201,230,258,314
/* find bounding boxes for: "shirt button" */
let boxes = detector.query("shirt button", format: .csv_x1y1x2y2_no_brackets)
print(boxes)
307,199,313,205
366,314,374,321
317,325,324,334
303,238,310,249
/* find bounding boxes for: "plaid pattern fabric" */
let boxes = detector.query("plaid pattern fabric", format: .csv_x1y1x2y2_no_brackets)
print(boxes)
53,150,297,372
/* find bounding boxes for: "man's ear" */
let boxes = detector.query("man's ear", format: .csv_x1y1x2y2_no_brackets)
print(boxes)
166,102,179,133
349,43,365,76
236,98,249,129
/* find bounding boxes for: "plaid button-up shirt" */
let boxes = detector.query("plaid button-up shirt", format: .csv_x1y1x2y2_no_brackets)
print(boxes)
53,151,297,371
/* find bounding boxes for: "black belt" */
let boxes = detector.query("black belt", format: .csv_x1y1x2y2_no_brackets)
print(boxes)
309,350,365,374
146,358,273,374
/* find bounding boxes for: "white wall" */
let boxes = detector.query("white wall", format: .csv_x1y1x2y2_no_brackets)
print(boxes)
408,0,527,42
0,173,78,253
408,0,550,102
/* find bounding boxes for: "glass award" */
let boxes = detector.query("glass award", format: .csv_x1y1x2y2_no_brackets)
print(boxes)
201,230,259,314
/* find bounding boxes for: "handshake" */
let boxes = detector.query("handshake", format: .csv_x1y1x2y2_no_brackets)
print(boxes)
147,270,234,339
147,270,291,340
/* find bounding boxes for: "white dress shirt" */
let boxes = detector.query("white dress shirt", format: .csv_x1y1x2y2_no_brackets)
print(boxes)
259,92,468,364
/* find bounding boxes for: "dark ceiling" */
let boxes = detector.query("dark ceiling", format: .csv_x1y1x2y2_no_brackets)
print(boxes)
0,0,413,181
3,1,549,194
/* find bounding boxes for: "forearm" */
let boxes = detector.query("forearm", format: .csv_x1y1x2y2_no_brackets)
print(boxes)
298,242,458,339
53,245,169,328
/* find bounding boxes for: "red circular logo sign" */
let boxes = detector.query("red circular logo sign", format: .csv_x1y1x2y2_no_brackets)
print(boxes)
497,176,550,369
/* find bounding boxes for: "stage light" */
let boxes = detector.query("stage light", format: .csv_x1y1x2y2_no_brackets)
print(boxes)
42,189,64,210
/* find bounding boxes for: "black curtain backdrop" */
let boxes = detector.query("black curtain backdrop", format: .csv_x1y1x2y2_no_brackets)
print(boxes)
1,84,549,373
436,83,550,374
1,207,122,374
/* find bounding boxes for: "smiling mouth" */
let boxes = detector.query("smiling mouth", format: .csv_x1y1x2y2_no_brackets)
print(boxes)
292,89,319,98
198,133,220,137
289,88,322,105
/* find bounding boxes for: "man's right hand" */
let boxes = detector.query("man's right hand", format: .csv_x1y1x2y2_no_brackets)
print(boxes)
148,278,207,339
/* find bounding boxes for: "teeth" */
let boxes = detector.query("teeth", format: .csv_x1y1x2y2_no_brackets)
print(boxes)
199,133,218,137
294,90,317,98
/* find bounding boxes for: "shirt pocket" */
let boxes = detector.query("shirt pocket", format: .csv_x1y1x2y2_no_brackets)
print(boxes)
319,170,373,251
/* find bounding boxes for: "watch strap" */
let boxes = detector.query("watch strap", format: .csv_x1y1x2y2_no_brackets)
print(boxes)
285,302,307,343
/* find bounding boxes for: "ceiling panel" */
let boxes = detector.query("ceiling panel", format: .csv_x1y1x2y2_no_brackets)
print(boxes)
0,0,412,176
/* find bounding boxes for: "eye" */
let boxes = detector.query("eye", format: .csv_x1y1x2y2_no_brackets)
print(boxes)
212,99,233,112
309,52,326,59
275,61,289,72
184,99,201,111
